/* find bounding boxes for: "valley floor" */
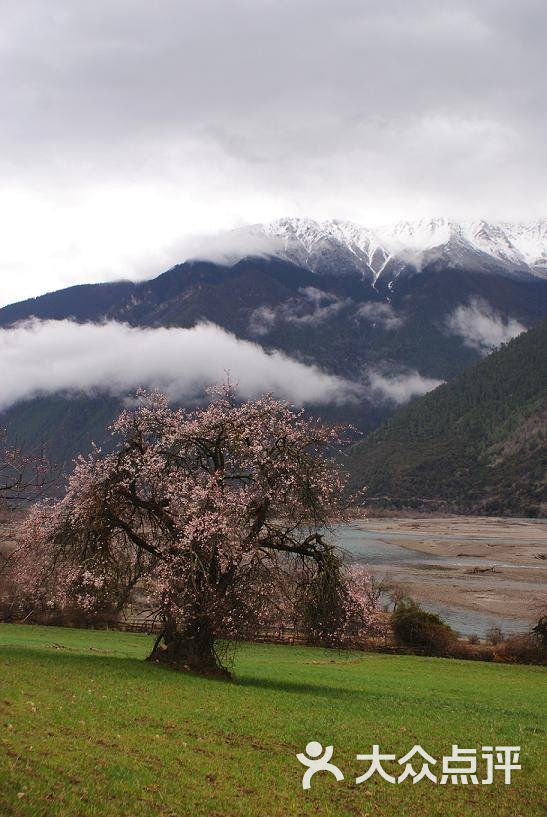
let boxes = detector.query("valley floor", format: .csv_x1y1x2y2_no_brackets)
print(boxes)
349,516,547,634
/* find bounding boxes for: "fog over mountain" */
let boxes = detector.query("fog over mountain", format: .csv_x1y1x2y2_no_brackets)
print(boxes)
186,217,547,283
0,319,360,410
1,218,546,465
445,298,526,354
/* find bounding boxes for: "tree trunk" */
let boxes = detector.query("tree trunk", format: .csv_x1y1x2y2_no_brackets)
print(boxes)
147,616,230,678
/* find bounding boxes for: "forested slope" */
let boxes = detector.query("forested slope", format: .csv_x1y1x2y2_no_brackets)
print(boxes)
346,321,547,516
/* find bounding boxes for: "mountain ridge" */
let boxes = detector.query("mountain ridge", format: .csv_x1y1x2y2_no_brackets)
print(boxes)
207,217,547,286
2,217,546,315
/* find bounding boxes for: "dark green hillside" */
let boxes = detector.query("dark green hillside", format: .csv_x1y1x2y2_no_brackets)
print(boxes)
346,321,547,516
2,254,547,469
2,395,123,468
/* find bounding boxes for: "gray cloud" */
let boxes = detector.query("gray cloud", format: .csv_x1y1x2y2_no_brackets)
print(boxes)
366,369,444,404
250,292,404,337
249,288,351,335
174,229,285,268
0,1,545,305
446,297,526,353
0,319,360,409
249,306,278,338
356,302,404,330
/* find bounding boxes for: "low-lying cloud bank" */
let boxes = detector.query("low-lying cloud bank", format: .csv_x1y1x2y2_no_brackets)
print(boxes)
249,287,351,335
249,289,404,336
446,298,525,353
0,319,442,412
0,319,360,410
357,302,404,330
367,370,444,404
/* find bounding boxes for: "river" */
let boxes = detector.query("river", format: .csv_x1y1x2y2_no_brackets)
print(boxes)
330,523,541,636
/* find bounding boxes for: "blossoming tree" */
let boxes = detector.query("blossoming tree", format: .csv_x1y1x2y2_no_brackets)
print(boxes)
0,430,51,619
0,430,50,507
13,388,383,676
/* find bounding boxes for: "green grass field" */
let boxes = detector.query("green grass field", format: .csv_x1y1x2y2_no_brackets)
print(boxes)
0,624,545,817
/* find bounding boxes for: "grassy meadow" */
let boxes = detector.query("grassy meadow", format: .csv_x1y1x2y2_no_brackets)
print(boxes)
0,623,545,817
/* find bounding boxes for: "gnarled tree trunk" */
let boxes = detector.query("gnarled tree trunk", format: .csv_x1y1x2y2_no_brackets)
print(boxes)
147,616,230,678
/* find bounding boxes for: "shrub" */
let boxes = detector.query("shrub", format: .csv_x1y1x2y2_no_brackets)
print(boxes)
486,626,505,645
0,558,25,622
391,601,457,656
468,633,480,645
531,615,547,647
497,634,546,665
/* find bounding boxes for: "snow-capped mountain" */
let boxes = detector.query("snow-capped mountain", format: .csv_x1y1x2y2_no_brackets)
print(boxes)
226,217,547,285
2,215,547,468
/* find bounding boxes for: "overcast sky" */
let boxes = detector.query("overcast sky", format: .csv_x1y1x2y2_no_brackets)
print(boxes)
1,0,545,306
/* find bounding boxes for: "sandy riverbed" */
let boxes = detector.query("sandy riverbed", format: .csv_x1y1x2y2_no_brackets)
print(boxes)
352,516,547,629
